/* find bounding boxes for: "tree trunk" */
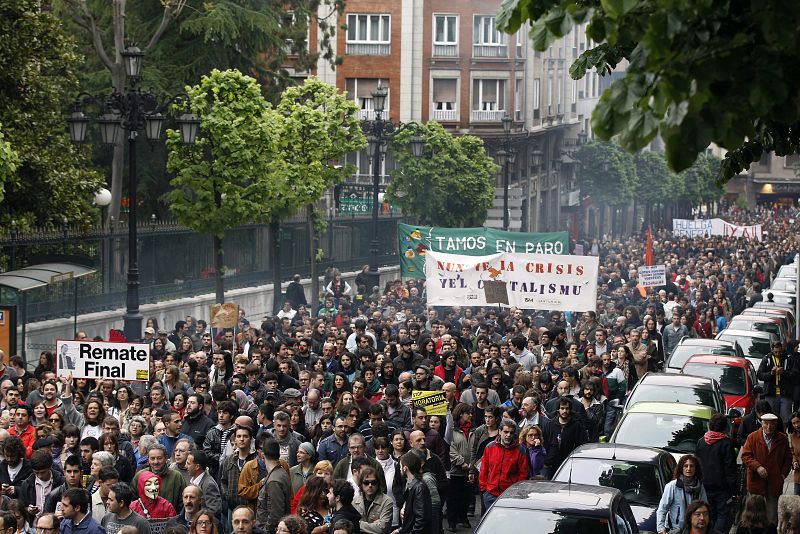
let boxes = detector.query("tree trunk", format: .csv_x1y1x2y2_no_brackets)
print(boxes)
270,219,282,315
214,234,224,304
308,204,319,317
107,67,126,226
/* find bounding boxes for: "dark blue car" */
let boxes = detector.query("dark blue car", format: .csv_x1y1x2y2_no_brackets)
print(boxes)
474,480,640,534
552,443,676,534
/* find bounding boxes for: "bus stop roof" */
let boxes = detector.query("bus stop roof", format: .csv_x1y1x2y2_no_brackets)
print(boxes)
0,263,96,292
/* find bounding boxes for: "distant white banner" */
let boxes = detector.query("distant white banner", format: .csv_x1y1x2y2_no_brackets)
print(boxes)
56,340,150,381
424,250,599,311
673,218,762,241
639,264,667,287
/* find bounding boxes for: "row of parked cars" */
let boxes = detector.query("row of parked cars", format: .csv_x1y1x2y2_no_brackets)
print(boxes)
472,264,798,534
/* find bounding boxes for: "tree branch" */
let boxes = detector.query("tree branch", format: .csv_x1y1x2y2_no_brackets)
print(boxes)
69,0,115,71
144,0,184,54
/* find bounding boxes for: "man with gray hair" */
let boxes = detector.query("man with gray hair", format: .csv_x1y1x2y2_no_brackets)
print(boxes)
303,389,323,428
130,442,186,508
170,438,195,483
332,433,387,493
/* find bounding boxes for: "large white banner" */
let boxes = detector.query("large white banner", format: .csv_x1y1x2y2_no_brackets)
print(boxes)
639,264,667,287
673,218,762,240
424,250,599,311
55,340,150,381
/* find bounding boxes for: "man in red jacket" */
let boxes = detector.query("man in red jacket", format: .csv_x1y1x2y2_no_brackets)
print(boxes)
478,419,528,511
8,404,35,458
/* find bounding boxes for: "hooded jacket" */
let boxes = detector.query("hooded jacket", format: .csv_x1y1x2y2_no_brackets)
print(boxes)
130,471,177,520
477,439,528,497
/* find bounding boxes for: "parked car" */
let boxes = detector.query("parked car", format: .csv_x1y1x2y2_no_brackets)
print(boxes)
664,337,743,373
716,328,776,371
552,444,676,533
740,307,794,340
608,402,715,461
473,480,640,534
727,314,787,344
623,372,725,414
777,263,797,279
770,277,797,293
761,289,796,307
681,354,761,416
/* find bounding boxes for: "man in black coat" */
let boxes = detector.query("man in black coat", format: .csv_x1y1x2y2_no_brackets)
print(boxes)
285,274,307,310
19,449,64,515
541,398,587,479
395,451,432,534
695,414,738,532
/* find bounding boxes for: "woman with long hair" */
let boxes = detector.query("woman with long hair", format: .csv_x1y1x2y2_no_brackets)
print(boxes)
98,432,135,483
174,336,194,362
419,338,437,362
737,494,776,534
613,344,638,392
398,379,413,407
296,475,330,534
287,405,310,442
333,391,355,414
120,394,142,433
277,516,308,534
390,429,408,461
47,411,64,433
162,365,189,401
338,353,359,383
33,351,55,381
61,424,81,465
330,373,351,403
31,401,48,427
310,416,333,448
150,337,167,360
644,316,665,367
656,454,708,533
189,509,218,534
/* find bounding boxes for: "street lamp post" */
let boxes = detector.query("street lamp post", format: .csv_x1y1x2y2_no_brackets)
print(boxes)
496,114,516,231
67,45,199,342
362,86,424,291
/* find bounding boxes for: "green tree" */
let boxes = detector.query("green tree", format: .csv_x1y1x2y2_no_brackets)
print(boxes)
0,126,19,203
679,153,723,213
576,140,637,236
166,69,285,303
387,122,498,227
497,0,800,182
634,150,677,227
274,77,366,306
0,0,104,228
58,0,345,223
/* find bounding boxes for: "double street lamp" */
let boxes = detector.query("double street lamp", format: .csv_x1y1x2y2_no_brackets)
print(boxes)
67,45,200,342
362,85,424,291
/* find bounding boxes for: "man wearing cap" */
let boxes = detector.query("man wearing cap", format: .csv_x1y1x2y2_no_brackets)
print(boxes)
282,388,303,407
143,327,156,347
757,342,797,425
256,438,291,534
157,329,176,353
741,411,791,526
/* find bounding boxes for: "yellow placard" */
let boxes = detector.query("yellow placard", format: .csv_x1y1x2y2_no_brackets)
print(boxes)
411,390,447,416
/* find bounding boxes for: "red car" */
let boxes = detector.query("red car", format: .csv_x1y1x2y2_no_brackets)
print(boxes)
681,354,762,417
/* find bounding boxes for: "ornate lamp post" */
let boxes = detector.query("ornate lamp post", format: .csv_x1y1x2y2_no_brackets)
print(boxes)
362,85,424,291
67,45,200,342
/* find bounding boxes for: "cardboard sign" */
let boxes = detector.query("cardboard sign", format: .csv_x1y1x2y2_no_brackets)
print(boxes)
412,390,447,416
211,303,239,329
55,340,150,381
483,280,510,305
639,265,667,287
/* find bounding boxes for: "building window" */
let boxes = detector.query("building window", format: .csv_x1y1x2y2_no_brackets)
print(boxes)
432,78,459,121
471,78,506,121
473,15,507,57
516,31,525,58
346,14,391,55
515,78,524,121
345,78,388,121
433,15,458,57
532,78,540,119
784,155,800,168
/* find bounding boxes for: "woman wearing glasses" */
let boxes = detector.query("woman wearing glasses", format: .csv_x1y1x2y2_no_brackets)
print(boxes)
189,509,218,534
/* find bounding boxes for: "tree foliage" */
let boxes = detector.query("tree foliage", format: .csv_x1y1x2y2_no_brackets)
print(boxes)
497,0,800,182
387,122,498,227
575,140,637,207
275,77,366,213
166,69,285,237
0,0,104,228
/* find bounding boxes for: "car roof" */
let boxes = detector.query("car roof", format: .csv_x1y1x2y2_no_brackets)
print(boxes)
683,354,749,367
625,401,715,418
495,480,619,514
677,338,735,348
638,373,717,388
563,443,670,463
730,315,780,324
718,329,774,340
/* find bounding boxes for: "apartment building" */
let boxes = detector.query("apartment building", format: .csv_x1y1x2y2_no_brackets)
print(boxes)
308,0,601,233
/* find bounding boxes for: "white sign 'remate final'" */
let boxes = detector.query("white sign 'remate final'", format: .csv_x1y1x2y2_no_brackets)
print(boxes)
56,340,150,381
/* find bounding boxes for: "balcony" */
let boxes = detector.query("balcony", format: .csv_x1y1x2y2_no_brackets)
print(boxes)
470,110,506,122
359,109,377,121
433,44,458,57
473,44,507,58
345,43,391,56
432,109,458,121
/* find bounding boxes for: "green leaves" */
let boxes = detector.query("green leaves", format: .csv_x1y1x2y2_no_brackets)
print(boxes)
388,122,498,227
499,0,800,185
0,126,19,203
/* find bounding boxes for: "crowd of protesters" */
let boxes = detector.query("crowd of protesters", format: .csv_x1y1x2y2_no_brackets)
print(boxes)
0,206,796,534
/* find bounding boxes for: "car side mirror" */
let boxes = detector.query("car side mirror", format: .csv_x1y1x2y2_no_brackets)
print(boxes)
727,408,743,419
599,436,607,443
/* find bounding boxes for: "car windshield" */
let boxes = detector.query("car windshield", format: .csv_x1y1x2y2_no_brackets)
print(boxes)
628,384,718,411
718,334,771,359
554,459,662,506
477,508,611,534
729,319,780,337
682,363,747,396
614,413,708,454
668,345,735,369
772,279,797,292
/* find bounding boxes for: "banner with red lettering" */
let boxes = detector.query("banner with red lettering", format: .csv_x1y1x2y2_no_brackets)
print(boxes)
672,218,762,240
424,250,599,311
